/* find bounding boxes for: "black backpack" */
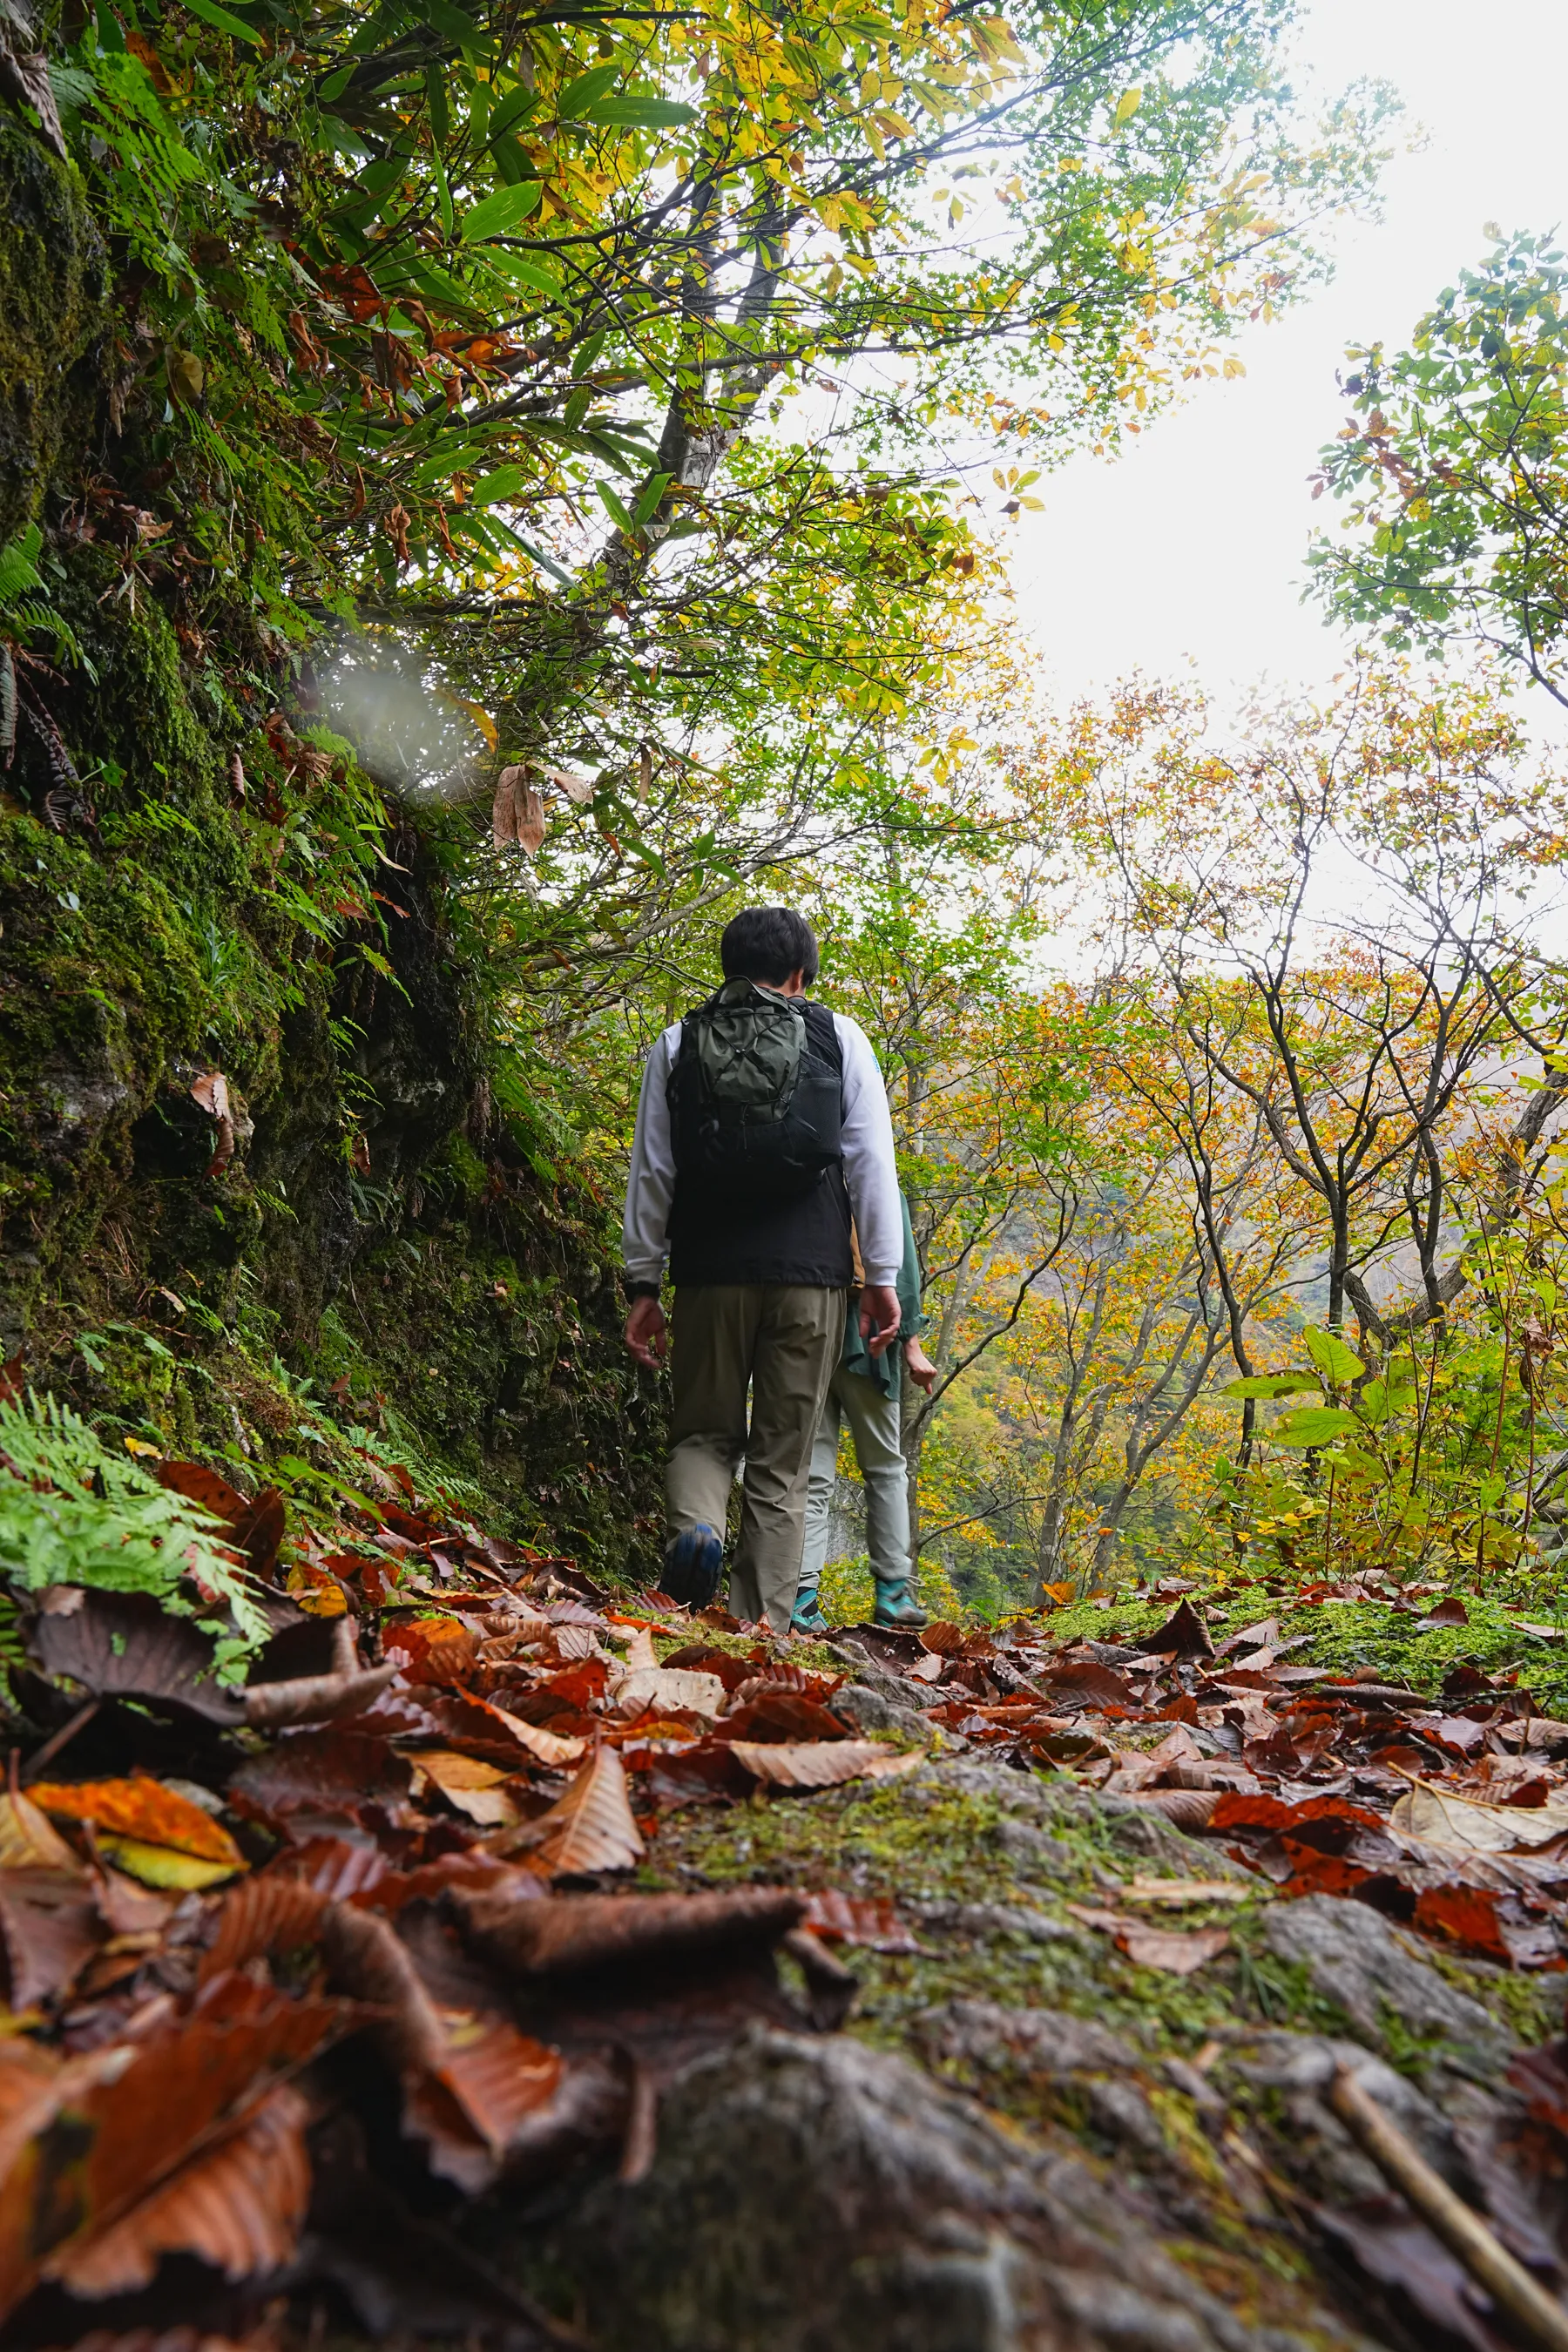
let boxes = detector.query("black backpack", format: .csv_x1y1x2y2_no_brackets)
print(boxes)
667,980,843,1199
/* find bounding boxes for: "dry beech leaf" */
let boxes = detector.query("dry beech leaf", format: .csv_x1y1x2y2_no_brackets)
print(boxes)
618,1625,659,1671
727,1740,923,1791
1066,1904,1231,1976
49,2081,312,2297
488,1705,588,1767
0,1975,347,2317
408,1749,520,1828
801,1890,923,1952
199,1874,330,1985
1389,1778,1568,1851
0,1867,103,2007
25,1587,243,1726
497,1744,645,1875
1124,1877,1258,1908
612,1666,726,1720
456,1884,805,1977
0,1789,79,1873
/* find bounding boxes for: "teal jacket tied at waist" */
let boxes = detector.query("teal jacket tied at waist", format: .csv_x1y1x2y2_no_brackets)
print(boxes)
842,1190,926,1396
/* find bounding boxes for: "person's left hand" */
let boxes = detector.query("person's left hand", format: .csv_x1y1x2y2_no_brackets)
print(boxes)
903,1338,938,1393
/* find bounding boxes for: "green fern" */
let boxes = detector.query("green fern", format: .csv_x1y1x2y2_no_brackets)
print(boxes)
0,527,93,676
0,1391,272,1673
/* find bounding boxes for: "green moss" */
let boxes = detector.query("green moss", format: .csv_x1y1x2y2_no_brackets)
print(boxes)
0,117,105,542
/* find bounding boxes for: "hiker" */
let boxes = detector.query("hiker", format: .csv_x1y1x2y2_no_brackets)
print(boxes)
622,907,903,1633
791,1188,938,1635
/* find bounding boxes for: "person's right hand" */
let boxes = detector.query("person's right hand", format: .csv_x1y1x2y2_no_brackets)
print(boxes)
625,1294,668,1368
859,1283,902,1358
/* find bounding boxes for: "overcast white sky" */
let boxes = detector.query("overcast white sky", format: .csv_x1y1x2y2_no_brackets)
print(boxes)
1009,0,1568,735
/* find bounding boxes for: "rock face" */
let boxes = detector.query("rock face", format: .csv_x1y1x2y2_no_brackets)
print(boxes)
539,2027,1357,2352
0,114,105,543
1261,1894,1511,2078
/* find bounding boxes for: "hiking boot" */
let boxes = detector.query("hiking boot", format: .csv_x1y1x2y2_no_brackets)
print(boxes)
871,1577,929,1630
791,1592,830,1637
661,1524,724,1611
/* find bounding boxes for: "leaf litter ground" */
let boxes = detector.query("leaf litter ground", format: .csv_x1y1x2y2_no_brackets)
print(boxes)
6,1465,1568,2348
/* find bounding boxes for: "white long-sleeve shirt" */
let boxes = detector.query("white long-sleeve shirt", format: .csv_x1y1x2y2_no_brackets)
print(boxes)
622,1008,902,1288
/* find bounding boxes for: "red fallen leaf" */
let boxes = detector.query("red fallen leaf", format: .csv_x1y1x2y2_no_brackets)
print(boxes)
1157,1695,1200,1723
1410,1882,1517,1963
719,1690,849,1744
801,1891,922,1953
727,1665,845,1707
267,1836,392,1900
420,1691,565,1767
1279,1846,1375,1901
500,1659,612,1720
659,1644,755,1691
727,1741,923,1791
0,1349,22,1405
232,1487,286,1579
358,1851,537,1916
632,1738,753,1811
918,1621,966,1655
153,1458,250,1527
1209,1792,1386,1842
1503,1777,1557,1808
1132,1599,1213,1660
228,1727,412,1825
50,2081,312,2297
384,1617,480,1687
1042,1659,1134,1709
1417,1594,1470,1628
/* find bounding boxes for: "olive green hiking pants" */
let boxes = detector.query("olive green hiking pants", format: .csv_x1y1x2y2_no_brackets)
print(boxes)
666,1283,848,1634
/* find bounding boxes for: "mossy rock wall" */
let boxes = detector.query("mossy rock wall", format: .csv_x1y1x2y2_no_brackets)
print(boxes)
0,116,105,543
0,125,661,1573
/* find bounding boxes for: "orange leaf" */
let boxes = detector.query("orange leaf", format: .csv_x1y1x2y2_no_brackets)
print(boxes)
27,1775,243,1869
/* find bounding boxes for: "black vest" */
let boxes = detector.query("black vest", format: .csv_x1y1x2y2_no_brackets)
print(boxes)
666,998,854,1287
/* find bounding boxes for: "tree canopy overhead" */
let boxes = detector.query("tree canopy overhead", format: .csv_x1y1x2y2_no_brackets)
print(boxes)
44,0,1389,735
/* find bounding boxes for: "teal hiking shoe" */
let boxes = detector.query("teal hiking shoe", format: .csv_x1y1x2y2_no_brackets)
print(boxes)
791,1592,830,1637
871,1578,929,1630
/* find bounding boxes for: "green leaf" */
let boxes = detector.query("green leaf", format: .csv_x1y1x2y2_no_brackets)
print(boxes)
633,470,673,525
1301,1325,1365,1384
422,0,487,57
470,465,531,506
582,95,697,128
182,0,265,44
1270,1405,1360,1448
1220,1372,1320,1400
558,63,621,118
597,479,635,531
460,180,543,241
488,249,558,298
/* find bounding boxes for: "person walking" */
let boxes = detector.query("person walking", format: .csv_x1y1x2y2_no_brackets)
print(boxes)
622,907,903,1633
791,1189,937,1634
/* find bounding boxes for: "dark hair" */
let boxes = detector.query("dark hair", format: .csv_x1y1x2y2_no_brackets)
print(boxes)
720,906,820,986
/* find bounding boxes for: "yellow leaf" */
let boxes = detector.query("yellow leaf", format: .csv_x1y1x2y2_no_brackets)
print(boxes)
96,1835,243,1891
1112,86,1142,126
